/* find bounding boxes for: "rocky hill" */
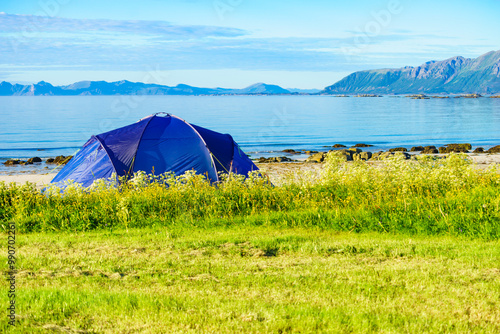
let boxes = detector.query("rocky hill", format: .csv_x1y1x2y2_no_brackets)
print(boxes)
233,83,290,94
323,50,500,95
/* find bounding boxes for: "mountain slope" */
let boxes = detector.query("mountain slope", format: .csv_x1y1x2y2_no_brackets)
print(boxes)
323,50,500,94
0,81,65,96
233,83,291,94
0,81,295,96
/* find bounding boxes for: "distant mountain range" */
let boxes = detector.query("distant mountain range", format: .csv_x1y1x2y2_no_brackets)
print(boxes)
0,80,319,96
323,50,500,95
3,50,499,96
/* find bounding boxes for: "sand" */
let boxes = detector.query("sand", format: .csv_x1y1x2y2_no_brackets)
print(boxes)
469,153,500,167
1,153,498,187
0,174,55,187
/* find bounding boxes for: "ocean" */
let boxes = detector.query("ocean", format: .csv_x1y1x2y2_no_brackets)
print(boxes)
1,95,499,173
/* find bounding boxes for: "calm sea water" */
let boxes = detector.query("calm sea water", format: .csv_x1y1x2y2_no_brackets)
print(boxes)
1,95,499,173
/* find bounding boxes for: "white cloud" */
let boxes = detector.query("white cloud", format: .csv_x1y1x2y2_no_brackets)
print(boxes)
0,13,246,38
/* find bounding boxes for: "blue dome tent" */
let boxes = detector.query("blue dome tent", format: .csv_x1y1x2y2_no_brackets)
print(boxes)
51,113,258,187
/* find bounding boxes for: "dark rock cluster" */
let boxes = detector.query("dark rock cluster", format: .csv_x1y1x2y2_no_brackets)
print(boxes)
3,157,43,165
298,143,498,164
3,156,73,166
438,144,472,153
304,148,410,163
258,156,294,163
487,145,500,153
420,146,439,154
389,147,408,152
46,155,73,164
256,142,500,165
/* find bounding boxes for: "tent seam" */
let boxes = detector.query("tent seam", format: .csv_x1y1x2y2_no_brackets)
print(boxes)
170,115,219,182
92,135,118,176
228,135,236,173
129,115,157,175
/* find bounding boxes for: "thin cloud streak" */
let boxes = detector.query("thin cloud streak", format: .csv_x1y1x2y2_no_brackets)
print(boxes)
0,13,246,38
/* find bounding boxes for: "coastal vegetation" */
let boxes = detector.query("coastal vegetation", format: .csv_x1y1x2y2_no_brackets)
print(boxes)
2,152,499,236
1,152,500,332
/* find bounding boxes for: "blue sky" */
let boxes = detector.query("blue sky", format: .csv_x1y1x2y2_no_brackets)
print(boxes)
1,0,499,88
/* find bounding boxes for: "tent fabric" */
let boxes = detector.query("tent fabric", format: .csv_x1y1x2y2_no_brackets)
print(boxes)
50,137,116,187
51,114,258,187
95,116,152,175
191,123,234,173
231,143,258,176
132,116,218,181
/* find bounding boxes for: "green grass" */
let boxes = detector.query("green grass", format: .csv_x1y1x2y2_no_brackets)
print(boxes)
1,227,500,333
1,153,500,332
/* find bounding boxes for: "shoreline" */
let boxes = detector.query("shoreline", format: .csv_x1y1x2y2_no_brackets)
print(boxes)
2,143,500,162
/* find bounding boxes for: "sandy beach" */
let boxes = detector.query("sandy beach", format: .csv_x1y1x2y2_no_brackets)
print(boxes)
469,153,500,168
0,173,55,187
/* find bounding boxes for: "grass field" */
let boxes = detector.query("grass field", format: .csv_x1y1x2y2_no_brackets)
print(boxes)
1,153,500,332
1,227,500,333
